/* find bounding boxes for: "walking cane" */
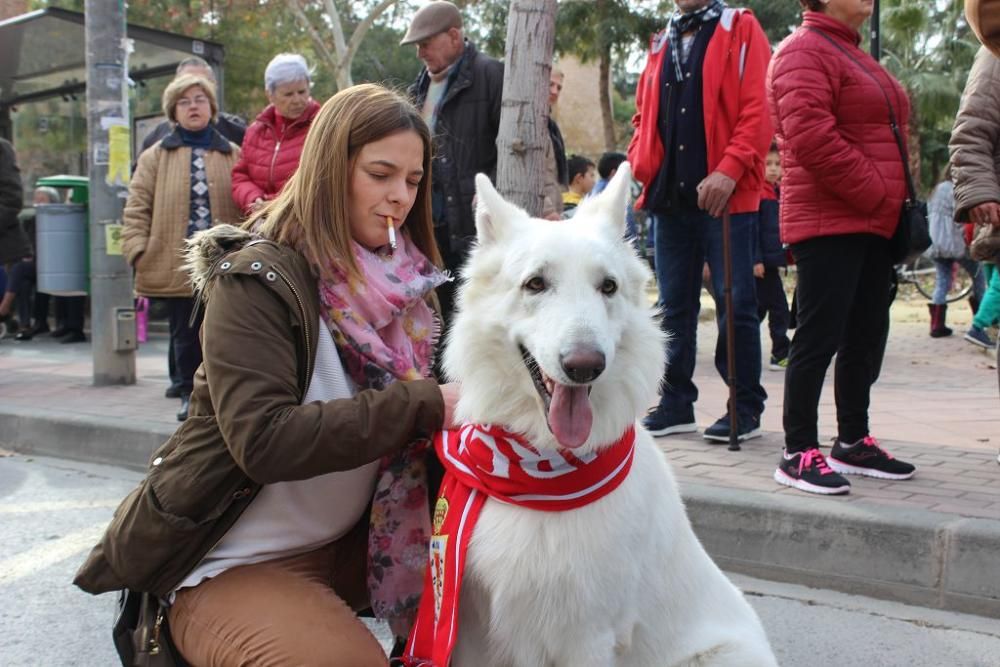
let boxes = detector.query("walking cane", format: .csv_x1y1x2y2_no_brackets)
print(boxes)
721,207,740,451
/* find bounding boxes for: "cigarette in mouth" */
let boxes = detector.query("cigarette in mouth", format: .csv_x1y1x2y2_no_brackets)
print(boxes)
386,216,397,250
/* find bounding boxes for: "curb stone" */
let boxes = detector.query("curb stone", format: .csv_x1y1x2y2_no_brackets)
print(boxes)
682,483,1000,619
0,405,172,472
1,407,997,619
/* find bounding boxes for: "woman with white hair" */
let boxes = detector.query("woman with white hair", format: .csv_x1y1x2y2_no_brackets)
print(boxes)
231,53,321,214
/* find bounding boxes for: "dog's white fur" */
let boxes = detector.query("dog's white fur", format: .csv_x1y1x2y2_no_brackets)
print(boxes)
441,165,778,666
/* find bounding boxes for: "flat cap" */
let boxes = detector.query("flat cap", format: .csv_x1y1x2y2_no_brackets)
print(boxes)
400,1,463,46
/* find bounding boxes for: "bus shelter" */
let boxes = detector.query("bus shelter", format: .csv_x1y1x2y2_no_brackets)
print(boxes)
0,7,225,185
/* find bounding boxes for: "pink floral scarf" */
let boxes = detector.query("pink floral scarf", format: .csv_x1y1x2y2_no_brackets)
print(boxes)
317,232,448,638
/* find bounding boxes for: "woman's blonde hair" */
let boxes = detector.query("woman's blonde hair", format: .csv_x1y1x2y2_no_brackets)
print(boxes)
162,74,218,123
247,83,441,280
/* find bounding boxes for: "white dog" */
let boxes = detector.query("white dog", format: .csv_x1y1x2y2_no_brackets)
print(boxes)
432,165,777,667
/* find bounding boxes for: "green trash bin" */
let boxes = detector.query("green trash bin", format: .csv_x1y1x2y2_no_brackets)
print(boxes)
35,175,90,296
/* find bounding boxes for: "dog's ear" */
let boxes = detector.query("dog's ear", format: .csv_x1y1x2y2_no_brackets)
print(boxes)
587,162,633,238
474,173,527,246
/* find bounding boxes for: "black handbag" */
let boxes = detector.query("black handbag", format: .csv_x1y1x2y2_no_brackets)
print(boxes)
112,590,189,667
808,28,930,263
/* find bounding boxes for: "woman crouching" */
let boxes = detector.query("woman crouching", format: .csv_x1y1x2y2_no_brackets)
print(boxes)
75,84,457,666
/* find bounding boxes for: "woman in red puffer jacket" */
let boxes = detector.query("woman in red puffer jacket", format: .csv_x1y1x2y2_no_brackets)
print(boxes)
767,0,916,496
231,53,321,214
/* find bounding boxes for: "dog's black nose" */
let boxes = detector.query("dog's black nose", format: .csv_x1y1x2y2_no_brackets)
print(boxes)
560,348,606,383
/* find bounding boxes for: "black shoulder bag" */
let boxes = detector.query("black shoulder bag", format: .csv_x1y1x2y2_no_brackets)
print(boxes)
808,28,930,263
113,589,188,667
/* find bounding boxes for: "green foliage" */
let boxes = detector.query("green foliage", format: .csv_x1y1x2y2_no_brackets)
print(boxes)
11,97,88,191
38,0,422,118
741,0,801,43
878,0,979,190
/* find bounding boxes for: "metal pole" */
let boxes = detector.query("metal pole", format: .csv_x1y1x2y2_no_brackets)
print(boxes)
722,208,740,452
870,0,881,60
85,0,136,385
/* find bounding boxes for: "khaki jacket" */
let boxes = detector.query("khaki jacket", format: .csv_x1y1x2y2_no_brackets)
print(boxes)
123,129,242,297
950,47,1000,222
74,225,445,598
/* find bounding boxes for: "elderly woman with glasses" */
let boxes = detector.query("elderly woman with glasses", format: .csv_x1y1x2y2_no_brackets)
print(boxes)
231,53,321,214
123,73,242,422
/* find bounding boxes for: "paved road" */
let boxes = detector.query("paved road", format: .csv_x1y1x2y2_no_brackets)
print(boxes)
2,452,999,667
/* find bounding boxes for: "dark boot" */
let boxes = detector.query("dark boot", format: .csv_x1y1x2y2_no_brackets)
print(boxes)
177,395,190,422
929,304,953,338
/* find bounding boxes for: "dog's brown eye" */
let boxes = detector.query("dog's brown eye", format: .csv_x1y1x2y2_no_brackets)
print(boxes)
600,278,618,295
524,276,547,293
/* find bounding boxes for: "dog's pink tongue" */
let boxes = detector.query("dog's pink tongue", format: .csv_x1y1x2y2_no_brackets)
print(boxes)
549,384,593,449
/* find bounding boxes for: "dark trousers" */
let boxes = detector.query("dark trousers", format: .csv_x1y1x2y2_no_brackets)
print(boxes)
165,297,204,396
55,296,85,331
432,225,470,328
153,298,181,389
755,266,790,361
7,259,35,324
651,207,766,421
783,234,893,452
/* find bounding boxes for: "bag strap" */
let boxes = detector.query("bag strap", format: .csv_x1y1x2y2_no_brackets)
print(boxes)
806,27,918,203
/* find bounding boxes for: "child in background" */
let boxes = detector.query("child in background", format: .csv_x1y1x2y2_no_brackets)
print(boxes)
562,154,597,217
589,151,640,242
755,142,791,370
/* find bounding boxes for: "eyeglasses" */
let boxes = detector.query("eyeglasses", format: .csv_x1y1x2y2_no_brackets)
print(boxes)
177,95,209,108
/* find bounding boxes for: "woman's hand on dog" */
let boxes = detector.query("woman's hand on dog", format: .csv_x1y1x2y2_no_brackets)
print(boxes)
440,382,461,428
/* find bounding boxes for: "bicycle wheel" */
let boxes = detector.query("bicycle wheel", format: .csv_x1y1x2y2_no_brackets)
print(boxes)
909,256,975,302
908,255,939,300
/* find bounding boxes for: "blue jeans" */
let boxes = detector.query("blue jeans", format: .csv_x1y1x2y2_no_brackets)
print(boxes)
652,207,766,421
932,258,985,305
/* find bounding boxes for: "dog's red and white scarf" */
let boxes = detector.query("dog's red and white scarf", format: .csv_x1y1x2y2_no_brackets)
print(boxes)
403,423,636,667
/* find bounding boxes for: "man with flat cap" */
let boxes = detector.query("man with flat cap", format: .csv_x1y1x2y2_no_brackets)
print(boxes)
402,0,504,322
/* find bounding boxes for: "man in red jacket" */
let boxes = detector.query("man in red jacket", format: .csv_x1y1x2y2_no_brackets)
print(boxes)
628,0,772,442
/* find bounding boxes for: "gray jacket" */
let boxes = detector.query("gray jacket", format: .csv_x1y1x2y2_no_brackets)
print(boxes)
950,47,1000,221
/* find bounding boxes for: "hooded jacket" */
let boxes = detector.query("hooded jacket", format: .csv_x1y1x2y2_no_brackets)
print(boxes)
950,46,1000,222
230,100,321,213
767,12,910,245
73,225,445,598
627,7,773,214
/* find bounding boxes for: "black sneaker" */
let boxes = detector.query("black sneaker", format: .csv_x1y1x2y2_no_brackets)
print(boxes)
703,413,761,443
642,407,697,437
774,447,851,495
828,436,916,480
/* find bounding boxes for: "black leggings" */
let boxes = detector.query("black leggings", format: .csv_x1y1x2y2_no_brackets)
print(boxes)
783,234,893,452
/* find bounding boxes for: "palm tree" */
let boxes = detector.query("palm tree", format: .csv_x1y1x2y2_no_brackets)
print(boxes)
879,0,979,190
554,0,661,151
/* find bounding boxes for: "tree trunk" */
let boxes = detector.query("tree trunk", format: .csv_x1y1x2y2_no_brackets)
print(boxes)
496,0,558,215
288,0,400,92
599,48,615,151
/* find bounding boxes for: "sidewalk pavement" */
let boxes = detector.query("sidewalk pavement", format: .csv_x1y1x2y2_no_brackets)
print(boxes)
0,302,998,618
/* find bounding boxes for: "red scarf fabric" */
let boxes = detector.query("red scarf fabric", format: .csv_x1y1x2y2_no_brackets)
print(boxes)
403,424,636,666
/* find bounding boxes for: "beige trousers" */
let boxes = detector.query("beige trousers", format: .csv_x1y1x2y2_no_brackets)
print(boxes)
168,523,388,667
